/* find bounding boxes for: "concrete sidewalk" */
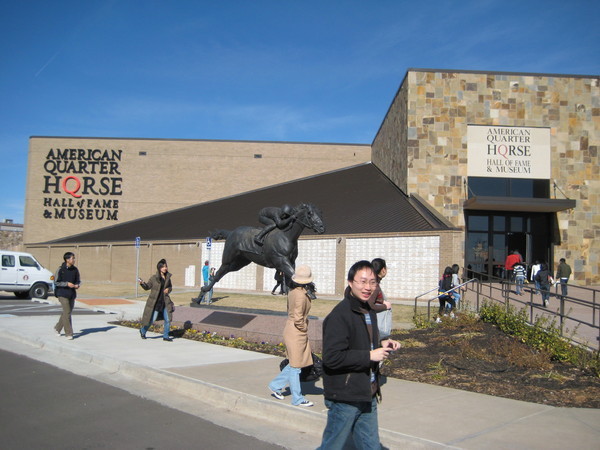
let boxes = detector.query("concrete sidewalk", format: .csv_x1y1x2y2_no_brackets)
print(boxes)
0,298,599,449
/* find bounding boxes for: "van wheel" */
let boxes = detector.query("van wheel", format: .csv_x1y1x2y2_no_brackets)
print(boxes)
30,283,49,299
14,291,29,299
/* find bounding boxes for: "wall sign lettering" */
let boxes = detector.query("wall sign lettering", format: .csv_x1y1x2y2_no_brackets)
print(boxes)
42,148,123,221
467,125,551,179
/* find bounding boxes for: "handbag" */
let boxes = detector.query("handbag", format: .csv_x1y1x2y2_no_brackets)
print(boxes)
377,308,393,339
279,352,323,382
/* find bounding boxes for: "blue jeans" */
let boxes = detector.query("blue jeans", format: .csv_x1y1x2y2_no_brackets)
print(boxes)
269,364,305,405
515,276,525,295
140,306,170,338
540,285,551,303
559,278,568,296
446,292,460,311
203,281,213,304
319,397,380,450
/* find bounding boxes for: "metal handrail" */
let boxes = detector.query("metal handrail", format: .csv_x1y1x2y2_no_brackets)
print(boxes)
414,279,479,320
468,270,600,351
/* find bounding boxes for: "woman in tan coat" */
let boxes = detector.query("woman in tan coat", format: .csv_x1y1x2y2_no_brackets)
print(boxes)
139,259,174,342
268,265,314,407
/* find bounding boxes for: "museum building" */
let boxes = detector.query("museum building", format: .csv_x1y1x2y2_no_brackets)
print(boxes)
24,69,599,297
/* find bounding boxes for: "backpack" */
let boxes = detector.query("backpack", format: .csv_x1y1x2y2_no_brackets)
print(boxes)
439,275,452,293
279,353,323,382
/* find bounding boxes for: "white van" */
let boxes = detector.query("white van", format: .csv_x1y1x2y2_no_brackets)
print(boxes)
0,250,54,299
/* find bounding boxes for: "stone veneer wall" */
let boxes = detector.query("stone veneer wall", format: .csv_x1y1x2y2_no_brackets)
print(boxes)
372,81,409,193
373,70,599,284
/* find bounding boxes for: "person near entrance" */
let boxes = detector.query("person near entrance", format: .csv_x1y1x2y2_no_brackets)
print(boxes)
53,252,81,340
504,250,522,282
530,260,542,294
319,260,400,449
555,258,572,297
534,263,553,307
513,262,526,295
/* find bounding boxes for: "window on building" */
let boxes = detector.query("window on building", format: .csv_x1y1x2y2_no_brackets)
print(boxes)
468,177,549,198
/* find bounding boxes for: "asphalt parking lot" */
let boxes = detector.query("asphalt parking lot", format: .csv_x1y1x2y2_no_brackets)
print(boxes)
0,296,104,317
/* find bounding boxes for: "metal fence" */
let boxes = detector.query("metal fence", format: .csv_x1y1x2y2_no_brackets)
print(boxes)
415,270,600,351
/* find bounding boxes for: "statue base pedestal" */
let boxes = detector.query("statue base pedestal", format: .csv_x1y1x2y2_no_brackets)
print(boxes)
172,304,323,352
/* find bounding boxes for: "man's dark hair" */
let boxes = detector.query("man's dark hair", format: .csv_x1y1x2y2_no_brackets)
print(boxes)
157,259,167,270
347,260,374,281
371,258,387,277
63,252,75,262
560,258,566,263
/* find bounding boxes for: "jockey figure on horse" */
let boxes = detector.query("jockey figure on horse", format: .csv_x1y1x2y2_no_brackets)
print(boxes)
254,204,297,246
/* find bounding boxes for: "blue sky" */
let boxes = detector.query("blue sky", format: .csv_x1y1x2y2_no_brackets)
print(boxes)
1,0,598,224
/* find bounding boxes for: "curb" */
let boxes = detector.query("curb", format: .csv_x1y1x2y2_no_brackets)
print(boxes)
0,325,323,433
0,324,441,449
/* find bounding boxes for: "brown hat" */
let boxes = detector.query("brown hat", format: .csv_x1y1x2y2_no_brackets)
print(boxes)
292,265,313,284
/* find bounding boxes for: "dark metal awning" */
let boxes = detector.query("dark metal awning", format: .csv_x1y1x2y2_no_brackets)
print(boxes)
463,196,576,213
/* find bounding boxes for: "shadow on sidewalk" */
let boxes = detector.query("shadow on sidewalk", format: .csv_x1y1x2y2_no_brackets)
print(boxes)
75,325,117,338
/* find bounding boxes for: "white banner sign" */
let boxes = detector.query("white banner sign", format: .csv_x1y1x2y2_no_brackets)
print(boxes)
467,125,550,179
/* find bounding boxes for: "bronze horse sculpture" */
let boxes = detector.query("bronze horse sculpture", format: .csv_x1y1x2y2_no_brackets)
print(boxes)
196,203,325,301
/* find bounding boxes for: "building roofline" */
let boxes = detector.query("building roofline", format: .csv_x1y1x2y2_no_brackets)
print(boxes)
29,135,371,147
406,67,599,79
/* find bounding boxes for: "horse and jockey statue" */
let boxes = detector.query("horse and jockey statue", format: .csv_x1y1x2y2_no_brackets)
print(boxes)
192,203,325,303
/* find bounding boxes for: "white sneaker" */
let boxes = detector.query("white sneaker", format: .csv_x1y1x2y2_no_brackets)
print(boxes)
66,335,74,340
54,330,61,336
435,317,442,323
297,400,314,407
269,389,284,400
450,312,455,319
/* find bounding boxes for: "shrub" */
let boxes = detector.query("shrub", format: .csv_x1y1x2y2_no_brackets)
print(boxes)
479,301,600,376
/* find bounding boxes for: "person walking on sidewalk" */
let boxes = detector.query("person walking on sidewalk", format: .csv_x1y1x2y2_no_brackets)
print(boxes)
139,259,174,342
555,258,572,298
319,260,400,449
268,265,315,407
514,262,526,295
271,270,286,295
504,250,522,282
535,263,553,307
53,252,81,340
530,260,542,294
205,267,216,304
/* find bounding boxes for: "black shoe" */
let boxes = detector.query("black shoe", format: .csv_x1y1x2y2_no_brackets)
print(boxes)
163,337,173,342
140,330,146,340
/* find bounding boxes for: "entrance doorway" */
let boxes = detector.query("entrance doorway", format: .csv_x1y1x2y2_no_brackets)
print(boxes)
465,213,553,280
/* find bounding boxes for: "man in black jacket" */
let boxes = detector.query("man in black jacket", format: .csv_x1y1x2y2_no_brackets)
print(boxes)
53,252,81,340
319,260,400,449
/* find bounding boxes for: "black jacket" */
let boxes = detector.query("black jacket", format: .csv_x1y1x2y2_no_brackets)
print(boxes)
54,263,81,300
322,289,381,402
535,269,552,288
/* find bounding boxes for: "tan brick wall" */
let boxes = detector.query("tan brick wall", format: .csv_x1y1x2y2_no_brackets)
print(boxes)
25,229,459,299
373,70,599,284
25,137,370,244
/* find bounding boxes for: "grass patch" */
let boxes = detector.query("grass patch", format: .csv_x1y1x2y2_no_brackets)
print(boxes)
427,358,448,380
